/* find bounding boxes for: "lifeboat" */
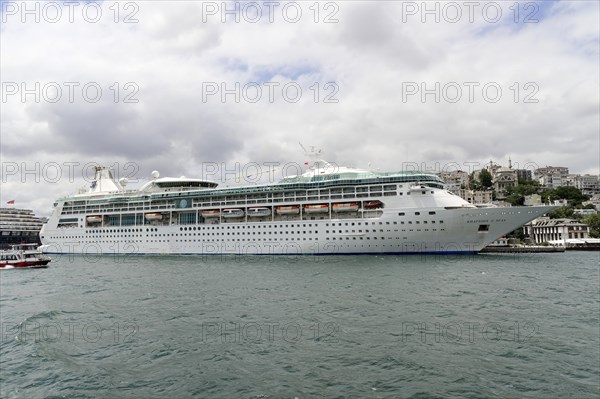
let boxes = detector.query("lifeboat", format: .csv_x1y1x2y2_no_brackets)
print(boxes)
275,205,300,215
247,207,271,217
364,200,384,210
201,209,220,218
304,204,329,214
144,213,163,220
86,215,102,223
222,209,244,218
332,203,359,212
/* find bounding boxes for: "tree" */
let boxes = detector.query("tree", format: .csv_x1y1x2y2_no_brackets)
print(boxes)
504,182,540,206
505,193,525,206
547,206,578,220
468,171,477,190
541,187,589,207
479,169,493,189
583,213,600,238
518,178,540,187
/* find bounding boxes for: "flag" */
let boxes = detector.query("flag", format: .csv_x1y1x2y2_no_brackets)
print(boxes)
6,200,15,205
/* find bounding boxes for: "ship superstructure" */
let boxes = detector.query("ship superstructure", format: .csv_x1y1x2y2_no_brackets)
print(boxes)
40,160,555,255
0,208,45,250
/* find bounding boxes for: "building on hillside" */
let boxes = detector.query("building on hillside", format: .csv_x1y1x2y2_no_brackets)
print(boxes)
575,175,600,196
583,195,600,211
523,217,590,244
457,189,493,204
439,171,469,195
524,194,542,206
535,166,569,178
515,169,533,182
573,208,597,217
493,167,518,197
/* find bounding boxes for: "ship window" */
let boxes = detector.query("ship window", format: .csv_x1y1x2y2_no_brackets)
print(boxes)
415,212,420,215
478,224,490,232
429,211,436,215
398,213,405,216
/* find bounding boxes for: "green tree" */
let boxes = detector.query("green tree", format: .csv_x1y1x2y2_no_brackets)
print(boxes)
583,213,600,238
547,206,579,220
479,169,493,189
468,171,477,190
517,178,540,187
541,187,589,207
505,182,541,206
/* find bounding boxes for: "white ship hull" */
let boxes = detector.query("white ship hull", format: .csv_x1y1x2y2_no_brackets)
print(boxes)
40,198,554,256
39,163,556,256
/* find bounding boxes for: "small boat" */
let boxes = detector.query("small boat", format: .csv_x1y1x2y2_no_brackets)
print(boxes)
0,244,50,269
304,204,329,214
86,215,102,223
364,200,384,210
332,203,359,212
247,207,271,217
201,209,221,218
144,213,163,220
276,205,300,215
222,209,244,218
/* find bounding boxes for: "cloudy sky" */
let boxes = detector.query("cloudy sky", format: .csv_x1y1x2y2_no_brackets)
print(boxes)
1,0,598,216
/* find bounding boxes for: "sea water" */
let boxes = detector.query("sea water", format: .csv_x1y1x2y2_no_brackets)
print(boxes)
1,252,598,398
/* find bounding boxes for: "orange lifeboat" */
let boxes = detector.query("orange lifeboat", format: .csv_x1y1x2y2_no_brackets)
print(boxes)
201,209,220,218
275,205,300,215
332,203,359,212
304,204,329,214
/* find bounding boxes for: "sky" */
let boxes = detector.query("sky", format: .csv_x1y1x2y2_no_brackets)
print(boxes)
1,0,599,216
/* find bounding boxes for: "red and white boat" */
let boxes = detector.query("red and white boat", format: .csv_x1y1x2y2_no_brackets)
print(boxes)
332,202,359,212
0,244,50,269
201,209,220,218
144,213,163,220
304,204,329,214
275,205,300,215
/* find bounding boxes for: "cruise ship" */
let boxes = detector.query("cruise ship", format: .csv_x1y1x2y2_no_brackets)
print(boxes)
40,158,555,255
0,208,45,250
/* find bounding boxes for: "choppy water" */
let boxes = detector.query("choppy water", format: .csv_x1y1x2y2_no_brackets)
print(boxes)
1,252,598,398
